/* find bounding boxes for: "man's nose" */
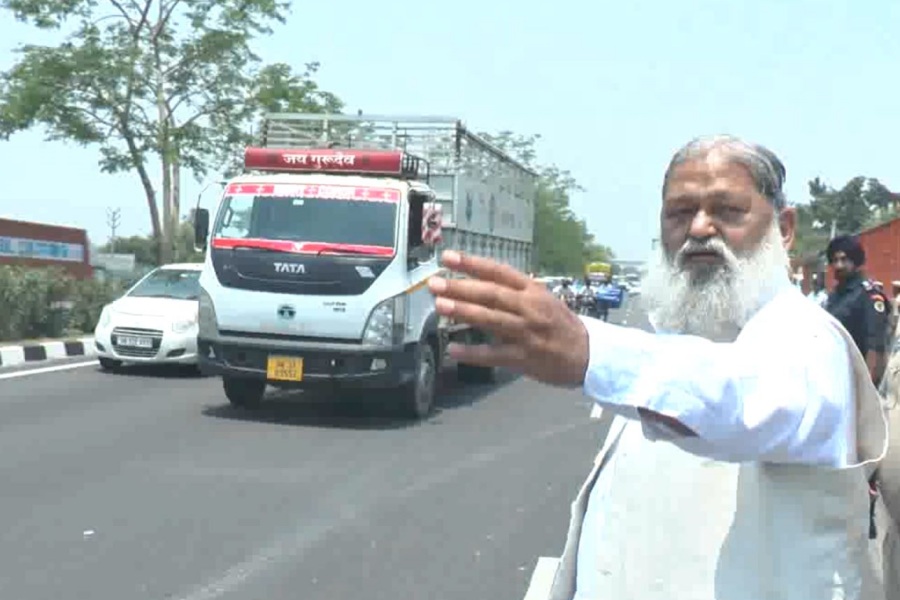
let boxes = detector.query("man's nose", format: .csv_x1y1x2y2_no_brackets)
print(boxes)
688,210,717,239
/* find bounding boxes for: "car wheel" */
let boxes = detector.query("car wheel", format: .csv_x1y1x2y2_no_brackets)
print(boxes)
99,357,122,372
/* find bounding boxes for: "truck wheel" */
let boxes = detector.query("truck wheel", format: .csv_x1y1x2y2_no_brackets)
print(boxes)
400,343,437,419
457,362,496,384
98,357,122,372
223,376,266,409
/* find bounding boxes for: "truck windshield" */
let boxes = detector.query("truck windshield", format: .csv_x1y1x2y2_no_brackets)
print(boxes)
214,192,397,251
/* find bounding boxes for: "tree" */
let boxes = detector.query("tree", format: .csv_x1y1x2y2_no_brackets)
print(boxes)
479,131,613,275
104,218,203,268
792,175,900,262
0,0,343,264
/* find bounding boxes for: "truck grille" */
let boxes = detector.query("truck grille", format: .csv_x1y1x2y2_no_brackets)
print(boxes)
111,326,163,358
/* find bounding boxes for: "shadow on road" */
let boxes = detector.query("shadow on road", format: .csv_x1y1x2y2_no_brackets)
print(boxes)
200,364,520,431
96,364,206,379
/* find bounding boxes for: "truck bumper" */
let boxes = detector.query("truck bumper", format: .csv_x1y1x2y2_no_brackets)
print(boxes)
197,334,418,390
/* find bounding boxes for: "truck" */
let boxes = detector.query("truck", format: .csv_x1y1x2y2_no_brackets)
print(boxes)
192,113,538,418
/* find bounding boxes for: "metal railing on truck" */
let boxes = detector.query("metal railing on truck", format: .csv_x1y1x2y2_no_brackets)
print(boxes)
257,113,539,183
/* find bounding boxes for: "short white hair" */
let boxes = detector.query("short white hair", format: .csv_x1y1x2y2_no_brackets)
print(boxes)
662,135,788,211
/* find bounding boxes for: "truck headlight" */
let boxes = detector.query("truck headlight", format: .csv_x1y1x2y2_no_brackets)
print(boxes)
362,294,407,346
198,287,217,336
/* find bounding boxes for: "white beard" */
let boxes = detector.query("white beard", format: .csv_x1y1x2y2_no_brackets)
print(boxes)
641,220,790,342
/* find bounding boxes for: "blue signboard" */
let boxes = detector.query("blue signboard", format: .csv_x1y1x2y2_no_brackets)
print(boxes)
0,236,85,263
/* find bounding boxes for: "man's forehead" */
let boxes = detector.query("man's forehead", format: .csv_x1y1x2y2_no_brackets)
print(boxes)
664,154,757,199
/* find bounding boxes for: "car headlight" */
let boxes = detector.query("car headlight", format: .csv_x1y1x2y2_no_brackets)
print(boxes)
361,295,407,346
97,305,113,328
172,315,198,333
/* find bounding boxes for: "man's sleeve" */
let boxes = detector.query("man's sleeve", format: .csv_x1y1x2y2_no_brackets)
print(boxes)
580,315,855,467
865,291,889,353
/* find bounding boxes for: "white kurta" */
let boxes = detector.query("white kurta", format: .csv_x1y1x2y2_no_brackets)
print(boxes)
556,282,888,600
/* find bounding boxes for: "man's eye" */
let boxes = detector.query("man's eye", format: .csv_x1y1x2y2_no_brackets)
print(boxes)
667,208,695,218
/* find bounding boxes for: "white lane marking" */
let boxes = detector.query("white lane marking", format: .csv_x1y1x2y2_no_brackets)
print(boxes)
523,556,561,600
0,360,98,380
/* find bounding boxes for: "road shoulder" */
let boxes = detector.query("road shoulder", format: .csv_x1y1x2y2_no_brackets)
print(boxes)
0,336,96,368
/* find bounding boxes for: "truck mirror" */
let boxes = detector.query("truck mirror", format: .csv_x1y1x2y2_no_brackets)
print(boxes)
194,208,210,249
421,203,443,247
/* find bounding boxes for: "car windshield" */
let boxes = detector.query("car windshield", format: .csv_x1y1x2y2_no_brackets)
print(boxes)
213,191,398,250
128,269,201,300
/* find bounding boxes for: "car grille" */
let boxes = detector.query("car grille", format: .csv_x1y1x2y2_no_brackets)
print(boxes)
111,326,164,358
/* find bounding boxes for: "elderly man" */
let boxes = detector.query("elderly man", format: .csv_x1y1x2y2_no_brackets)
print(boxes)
428,135,888,599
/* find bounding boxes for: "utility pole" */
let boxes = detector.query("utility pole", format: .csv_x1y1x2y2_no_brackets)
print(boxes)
106,207,121,253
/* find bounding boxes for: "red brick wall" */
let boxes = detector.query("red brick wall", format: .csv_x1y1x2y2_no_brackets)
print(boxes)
0,218,92,279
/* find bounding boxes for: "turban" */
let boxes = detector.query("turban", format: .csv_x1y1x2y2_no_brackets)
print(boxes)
826,235,865,267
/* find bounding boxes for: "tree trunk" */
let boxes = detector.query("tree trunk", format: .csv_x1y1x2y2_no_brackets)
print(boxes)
121,131,161,246
171,147,181,260
160,155,174,264
155,64,174,265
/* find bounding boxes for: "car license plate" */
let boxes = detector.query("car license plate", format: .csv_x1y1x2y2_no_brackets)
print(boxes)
266,356,303,382
117,335,153,348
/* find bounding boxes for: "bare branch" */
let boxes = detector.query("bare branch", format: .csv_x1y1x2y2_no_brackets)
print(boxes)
152,0,182,41
77,105,117,132
135,0,153,39
108,0,134,26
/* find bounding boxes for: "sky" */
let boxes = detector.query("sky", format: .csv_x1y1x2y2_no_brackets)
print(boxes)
0,0,899,262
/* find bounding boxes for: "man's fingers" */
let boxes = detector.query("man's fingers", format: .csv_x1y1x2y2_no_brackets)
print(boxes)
428,275,522,315
435,297,526,340
447,341,524,368
440,250,530,291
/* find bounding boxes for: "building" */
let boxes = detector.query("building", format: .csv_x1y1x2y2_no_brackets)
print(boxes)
0,218,93,279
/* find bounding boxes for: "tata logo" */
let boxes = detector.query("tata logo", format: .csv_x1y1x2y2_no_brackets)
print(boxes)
277,305,296,319
274,262,306,274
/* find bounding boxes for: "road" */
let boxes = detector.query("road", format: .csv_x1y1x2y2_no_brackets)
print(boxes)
0,301,645,600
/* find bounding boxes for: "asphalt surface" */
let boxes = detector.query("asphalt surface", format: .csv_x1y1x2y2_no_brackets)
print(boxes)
0,300,645,600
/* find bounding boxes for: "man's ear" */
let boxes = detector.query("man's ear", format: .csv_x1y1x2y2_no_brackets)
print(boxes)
778,207,797,250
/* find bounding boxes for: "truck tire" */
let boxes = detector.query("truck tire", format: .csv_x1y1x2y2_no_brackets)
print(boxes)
223,376,266,408
400,342,437,419
457,362,496,384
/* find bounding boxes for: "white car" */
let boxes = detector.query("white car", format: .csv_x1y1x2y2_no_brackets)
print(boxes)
94,263,203,370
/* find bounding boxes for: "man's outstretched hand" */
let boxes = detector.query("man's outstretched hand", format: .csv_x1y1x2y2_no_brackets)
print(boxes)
427,250,590,387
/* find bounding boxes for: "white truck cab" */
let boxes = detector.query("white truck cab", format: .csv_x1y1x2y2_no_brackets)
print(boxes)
193,113,537,418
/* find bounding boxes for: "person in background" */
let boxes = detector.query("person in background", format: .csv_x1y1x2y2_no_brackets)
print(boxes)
807,273,828,307
889,281,900,350
825,235,889,384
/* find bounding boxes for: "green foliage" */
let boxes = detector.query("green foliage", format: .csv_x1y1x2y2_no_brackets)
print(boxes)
0,0,343,263
0,265,124,341
479,131,614,275
794,175,900,260
104,218,204,268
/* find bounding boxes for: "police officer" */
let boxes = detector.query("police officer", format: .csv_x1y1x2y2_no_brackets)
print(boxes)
825,235,891,540
825,235,889,383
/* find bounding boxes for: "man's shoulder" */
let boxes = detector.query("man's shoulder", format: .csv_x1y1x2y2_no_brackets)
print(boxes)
748,286,848,344
861,279,888,311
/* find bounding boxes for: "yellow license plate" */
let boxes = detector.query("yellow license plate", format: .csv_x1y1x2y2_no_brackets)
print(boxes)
266,356,304,382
